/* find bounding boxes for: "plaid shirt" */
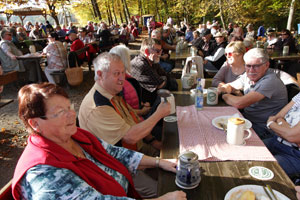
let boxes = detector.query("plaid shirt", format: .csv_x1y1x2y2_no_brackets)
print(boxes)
130,54,166,104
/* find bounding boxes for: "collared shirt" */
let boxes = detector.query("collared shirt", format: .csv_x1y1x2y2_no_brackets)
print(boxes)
79,83,131,145
130,54,165,93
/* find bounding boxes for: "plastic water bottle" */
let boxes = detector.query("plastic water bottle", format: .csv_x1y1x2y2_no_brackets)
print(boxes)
195,78,203,110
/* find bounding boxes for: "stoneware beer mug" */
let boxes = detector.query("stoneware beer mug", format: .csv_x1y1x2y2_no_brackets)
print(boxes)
227,117,252,145
161,93,176,114
181,74,194,89
283,46,289,55
176,151,201,189
207,87,218,105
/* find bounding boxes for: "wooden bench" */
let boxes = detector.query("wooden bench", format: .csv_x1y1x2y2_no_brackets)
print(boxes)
0,71,18,109
0,180,13,200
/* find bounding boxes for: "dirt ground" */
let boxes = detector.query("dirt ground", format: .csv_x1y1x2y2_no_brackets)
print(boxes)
0,69,95,188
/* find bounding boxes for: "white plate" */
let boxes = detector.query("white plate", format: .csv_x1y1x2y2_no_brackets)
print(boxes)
212,115,252,130
164,116,177,122
224,185,290,200
249,166,274,180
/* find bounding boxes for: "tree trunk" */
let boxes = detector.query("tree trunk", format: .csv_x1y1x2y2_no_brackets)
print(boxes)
122,0,130,22
161,0,169,16
111,0,118,24
47,3,59,25
119,0,128,24
155,0,160,22
287,0,296,30
107,0,113,24
138,0,143,17
91,0,102,20
218,0,226,30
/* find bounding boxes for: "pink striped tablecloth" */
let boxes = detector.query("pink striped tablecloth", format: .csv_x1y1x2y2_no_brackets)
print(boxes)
176,105,276,161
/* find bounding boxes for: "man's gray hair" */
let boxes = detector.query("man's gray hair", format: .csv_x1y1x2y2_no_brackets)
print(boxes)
0,29,9,39
244,48,269,64
140,38,161,54
109,44,131,73
93,52,121,81
151,29,161,38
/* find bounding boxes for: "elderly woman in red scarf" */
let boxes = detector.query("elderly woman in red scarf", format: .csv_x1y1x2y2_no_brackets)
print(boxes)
12,83,186,200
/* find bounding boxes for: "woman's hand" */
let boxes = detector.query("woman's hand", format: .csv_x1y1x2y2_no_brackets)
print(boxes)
159,159,177,173
296,186,300,200
156,191,187,200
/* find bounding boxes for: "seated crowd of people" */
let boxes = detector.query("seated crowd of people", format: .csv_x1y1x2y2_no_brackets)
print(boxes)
0,19,141,86
0,17,299,199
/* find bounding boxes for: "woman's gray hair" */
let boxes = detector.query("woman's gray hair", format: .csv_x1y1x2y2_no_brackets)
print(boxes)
109,44,131,73
93,52,121,81
243,48,269,63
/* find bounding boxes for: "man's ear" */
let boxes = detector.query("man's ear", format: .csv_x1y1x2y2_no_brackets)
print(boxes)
145,48,150,56
97,70,103,78
28,118,40,132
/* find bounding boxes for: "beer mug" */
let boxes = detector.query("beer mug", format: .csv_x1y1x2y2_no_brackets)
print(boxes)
207,87,218,105
227,117,252,145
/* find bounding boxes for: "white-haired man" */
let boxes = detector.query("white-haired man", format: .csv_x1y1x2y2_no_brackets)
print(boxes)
79,52,170,155
219,48,288,139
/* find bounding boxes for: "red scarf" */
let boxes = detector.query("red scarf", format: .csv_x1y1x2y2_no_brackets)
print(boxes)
12,128,141,199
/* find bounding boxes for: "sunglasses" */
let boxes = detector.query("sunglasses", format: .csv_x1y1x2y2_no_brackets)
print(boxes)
225,52,235,57
245,62,267,69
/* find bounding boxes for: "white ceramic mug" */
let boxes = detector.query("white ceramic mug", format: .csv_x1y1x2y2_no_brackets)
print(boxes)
207,87,218,105
226,117,252,145
181,75,194,89
283,46,289,55
161,93,176,114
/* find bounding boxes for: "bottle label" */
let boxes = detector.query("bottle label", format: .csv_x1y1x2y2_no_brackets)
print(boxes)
195,95,203,109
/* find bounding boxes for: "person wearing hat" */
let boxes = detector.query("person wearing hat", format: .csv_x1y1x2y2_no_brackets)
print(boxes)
78,27,91,44
196,29,215,58
211,23,219,37
245,24,255,39
203,31,228,72
266,29,278,48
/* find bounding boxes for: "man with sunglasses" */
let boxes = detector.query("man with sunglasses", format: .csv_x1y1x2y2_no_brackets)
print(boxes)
274,29,297,54
219,48,288,139
131,38,169,106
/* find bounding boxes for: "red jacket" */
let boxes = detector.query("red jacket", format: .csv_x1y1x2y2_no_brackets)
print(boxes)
12,128,140,199
70,38,85,60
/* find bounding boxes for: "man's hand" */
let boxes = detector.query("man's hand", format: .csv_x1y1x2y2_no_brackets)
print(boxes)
151,140,162,150
156,101,171,118
218,84,233,94
10,55,17,60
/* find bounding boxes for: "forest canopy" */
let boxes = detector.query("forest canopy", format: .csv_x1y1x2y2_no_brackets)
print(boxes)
0,0,299,31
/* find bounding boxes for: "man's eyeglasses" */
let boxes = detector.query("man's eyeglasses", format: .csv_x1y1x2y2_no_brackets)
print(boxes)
5,33,12,36
245,62,267,69
281,33,288,36
39,104,75,120
151,48,162,54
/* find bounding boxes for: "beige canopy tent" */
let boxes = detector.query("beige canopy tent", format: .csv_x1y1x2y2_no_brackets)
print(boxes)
0,6,48,25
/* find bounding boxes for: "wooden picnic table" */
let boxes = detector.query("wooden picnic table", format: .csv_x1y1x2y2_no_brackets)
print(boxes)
158,92,297,199
169,48,192,61
16,54,45,83
268,49,300,61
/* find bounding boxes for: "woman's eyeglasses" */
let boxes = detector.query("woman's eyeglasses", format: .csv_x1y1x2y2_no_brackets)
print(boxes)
225,52,234,57
39,104,75,120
